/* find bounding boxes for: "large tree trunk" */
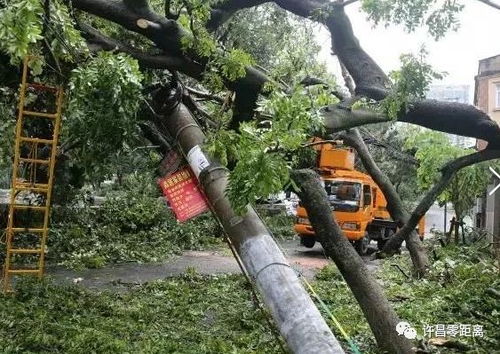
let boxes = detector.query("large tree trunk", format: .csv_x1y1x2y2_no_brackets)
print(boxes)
291,169,414,354
156,87,344,353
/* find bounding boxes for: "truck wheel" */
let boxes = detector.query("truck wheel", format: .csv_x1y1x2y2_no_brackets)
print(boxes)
354,234,370,255
300,236,316,248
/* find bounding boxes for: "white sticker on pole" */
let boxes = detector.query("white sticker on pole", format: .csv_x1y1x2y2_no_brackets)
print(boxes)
187,145,210,178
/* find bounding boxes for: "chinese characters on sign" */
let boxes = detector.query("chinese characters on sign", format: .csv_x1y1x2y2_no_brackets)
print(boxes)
158,166,209,222
423,324,484,338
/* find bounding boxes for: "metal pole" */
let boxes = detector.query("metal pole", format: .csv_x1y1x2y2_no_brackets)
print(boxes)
165,102,344,354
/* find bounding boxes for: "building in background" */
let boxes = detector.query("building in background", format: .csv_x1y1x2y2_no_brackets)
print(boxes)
427,84,475,148
475,54,500,148
474,54,500,240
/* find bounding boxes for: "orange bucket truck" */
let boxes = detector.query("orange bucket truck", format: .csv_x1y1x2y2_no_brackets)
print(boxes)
294,141,424,255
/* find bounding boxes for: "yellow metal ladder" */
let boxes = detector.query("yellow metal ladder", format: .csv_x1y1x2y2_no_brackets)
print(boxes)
2,57,63,292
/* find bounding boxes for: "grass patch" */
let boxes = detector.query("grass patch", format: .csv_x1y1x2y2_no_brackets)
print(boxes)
312,239,499,353
0,274,282,354
2,222,497,353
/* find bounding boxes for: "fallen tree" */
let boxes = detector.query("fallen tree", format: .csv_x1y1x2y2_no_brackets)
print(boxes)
291,169,414,354
70,3,500,274
2,0,500,352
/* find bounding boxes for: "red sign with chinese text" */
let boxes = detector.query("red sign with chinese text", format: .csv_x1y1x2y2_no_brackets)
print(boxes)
158,166,209,222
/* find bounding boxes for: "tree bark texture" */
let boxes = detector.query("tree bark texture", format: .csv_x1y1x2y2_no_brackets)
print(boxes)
72,0,500,147
291,169,414,354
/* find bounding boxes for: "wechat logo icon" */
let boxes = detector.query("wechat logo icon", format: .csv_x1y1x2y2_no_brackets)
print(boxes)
396,321,417,339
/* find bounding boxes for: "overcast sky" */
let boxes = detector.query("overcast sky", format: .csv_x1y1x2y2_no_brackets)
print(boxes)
316,1,500,100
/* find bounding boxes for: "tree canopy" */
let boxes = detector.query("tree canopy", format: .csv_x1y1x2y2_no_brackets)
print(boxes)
2,1,500,352
1,0,499,201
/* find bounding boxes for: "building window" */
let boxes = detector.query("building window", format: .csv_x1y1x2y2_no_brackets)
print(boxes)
496,84,500,109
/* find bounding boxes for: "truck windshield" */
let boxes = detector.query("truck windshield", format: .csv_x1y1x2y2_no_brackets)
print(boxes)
324,181,361,212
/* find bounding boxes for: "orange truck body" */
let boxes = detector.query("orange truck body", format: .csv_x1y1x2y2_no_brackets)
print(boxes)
294,141,424,253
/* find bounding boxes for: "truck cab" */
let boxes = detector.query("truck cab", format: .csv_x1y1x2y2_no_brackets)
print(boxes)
294,141,424,255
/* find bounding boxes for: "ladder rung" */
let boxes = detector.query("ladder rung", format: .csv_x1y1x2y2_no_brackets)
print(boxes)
22,110,57,119
7,269,40,274
11,204,47,211
3,63,61,291
27,83,58,93
19,137,54,145
14,181,49,187
19,157,50,165
11,228,45,233
13,185,49,193
15,181,48,187
9,249,42,254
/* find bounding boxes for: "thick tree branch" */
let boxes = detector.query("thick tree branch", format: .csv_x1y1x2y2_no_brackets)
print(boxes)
323,100,500,148
477,0,500,11
340,129,429,276
81,24,203,76
322,106,390,132
324,4,390,98
383,149,500,252
207,0,337,33
73,0,181,47
399,100,500,149
123,0,150,11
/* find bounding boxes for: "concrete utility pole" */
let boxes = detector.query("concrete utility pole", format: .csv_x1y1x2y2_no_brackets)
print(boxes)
164,102,344,354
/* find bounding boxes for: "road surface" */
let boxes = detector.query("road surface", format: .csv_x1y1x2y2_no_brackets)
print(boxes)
24,201,454,291
47,239,382,291
424,203,455,234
